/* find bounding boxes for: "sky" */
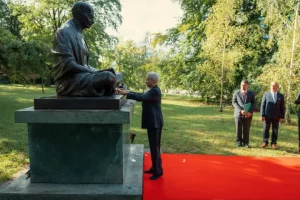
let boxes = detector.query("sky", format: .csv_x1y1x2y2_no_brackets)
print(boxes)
107,0,183,43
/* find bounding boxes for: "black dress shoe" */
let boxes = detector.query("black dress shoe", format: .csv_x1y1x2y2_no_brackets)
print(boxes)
144,169,154,174
149,173,163,180
130,132,136,143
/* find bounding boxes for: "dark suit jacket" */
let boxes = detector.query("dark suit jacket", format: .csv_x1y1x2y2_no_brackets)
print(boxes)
295,92,300,117
261,91,285,119
232,90,255,118
126,85,164,129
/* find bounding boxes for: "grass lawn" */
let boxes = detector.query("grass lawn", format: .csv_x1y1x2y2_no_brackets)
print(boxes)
0,84,300,183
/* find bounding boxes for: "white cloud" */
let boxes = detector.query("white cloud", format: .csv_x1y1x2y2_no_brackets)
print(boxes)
107,0,182,43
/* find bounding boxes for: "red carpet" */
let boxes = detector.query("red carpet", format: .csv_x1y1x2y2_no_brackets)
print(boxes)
143,153,300,200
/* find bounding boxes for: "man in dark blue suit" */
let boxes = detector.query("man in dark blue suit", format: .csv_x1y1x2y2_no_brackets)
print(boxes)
232,80,255,148
117,72,164,180
260,82,285,149
295,91,300,152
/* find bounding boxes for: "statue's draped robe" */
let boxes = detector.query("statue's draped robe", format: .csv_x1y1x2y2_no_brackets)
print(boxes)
52,19,103,96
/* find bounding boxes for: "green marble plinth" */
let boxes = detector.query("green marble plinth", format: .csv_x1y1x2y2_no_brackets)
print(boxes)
0,145,144,200
28,123,129,184
14,100,136,184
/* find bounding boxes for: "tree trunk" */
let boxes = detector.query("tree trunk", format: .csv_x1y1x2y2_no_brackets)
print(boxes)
45,77,51,87
41,77,45,94
285,2,299,123
219,34,227,112
220,67,224,112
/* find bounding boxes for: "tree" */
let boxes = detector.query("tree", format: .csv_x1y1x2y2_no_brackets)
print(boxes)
114,40,148,90
151,0,217,95
257,0,300,123
0,38,51,89
233,0,275,87
201,0,246,112
0,28,16,76
0,0,21,37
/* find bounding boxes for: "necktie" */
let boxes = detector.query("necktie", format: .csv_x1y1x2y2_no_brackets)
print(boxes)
273,93,277,103
243,92,247,103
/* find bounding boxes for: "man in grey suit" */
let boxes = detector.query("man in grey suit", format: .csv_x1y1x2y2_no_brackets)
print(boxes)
260,82,285,149
117,72,164,180
232,80,256,147
295,91,300,152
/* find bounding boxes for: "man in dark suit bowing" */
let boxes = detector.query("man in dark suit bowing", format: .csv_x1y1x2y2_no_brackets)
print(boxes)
117,72,164,180
260,82,285,149
232,80,256,148
295,91,300,152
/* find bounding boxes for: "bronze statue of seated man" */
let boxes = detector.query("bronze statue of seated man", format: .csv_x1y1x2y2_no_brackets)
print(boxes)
52,1,119,97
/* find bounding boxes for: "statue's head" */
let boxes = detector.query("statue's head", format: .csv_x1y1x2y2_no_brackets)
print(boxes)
72,1,94,30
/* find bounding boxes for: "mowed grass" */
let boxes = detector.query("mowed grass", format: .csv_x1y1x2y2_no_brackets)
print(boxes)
0,84,56,183
132,94,300,157
0,84,300,183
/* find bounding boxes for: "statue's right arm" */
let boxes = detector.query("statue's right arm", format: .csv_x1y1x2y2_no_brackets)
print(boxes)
65,60,96,74
88,65,98,72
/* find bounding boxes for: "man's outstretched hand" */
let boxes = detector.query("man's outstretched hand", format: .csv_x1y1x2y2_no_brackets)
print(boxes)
116,88,129,95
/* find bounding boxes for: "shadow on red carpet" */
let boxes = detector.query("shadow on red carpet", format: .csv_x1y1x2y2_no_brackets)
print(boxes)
143,153,300,200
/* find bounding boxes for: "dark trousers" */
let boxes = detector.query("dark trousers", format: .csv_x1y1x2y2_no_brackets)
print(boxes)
147,128,163,175
298,118,300,147
235,117,252,145
263,117,279,145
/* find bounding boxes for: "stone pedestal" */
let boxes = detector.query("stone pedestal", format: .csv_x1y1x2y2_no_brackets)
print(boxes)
0,145,143,200
0,99,143,200
27,123,129,184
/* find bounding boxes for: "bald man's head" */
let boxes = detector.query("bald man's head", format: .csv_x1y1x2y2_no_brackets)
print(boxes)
72,1,94,30
270,81,279,92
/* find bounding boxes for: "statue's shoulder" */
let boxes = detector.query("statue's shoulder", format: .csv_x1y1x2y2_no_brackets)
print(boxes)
56,20,74,36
